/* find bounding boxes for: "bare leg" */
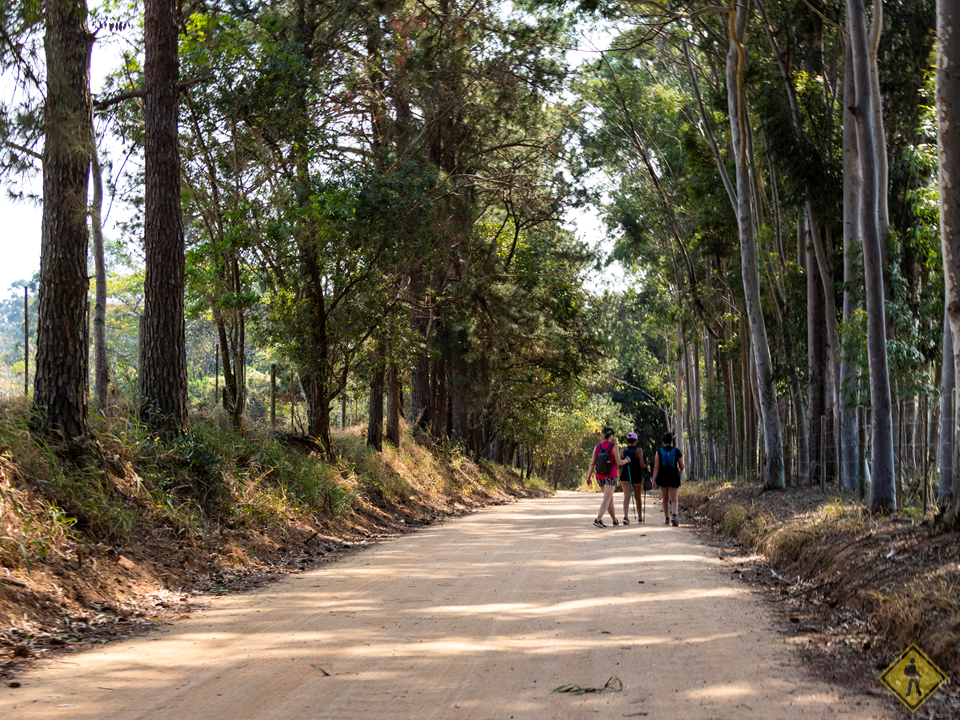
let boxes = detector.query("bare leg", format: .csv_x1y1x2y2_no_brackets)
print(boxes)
661,491,670,520
621,481,632,518
668,488,680,516
596,484,616,521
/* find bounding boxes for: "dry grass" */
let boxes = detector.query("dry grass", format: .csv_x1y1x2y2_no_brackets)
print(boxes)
0,398,544,657
682,481,960,679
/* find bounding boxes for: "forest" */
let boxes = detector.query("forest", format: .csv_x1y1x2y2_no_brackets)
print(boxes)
1,0,960,530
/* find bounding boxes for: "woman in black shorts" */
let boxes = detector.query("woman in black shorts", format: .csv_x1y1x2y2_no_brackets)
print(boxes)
652,432,684,526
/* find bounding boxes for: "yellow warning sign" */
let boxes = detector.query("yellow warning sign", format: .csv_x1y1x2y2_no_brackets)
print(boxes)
877,644,949,713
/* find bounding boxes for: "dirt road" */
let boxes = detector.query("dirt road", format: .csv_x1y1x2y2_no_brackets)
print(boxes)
1,492,893,719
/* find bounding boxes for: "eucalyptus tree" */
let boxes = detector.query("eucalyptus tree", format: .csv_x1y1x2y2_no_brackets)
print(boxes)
939,0,960,525
847,0,896,512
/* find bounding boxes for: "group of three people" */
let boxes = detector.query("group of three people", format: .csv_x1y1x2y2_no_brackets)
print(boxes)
586,429,684,528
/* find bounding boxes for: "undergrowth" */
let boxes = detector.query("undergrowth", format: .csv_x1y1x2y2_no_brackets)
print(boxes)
681,481,960,678
0,396,532,574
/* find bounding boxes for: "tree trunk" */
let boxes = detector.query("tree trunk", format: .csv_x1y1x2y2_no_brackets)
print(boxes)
140,0,187,432
727,0,784,487
411,353,431,431
939,313,954,505
34,0,93,439
840,40,862,490
301,373,332,453
386,360,400,446
849,0,897,512
90,124,110,410
938,0,960,524
806,216,826,486
449,348,469,446
793,382,809,482
367,343,385,451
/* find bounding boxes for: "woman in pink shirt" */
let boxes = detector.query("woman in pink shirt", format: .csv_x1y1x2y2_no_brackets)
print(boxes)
586,428,631,528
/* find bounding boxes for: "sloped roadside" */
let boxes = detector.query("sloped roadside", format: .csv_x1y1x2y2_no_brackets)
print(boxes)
0,401,545,684
681,482,960,719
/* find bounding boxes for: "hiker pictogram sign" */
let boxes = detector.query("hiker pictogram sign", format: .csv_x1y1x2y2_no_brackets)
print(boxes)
877,644,949,713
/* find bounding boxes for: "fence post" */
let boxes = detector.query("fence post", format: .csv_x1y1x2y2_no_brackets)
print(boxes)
820,415,826,493
857,406,865,499
922,400,928,515
270,363,276,432
23,286,29,396
896,399,904,511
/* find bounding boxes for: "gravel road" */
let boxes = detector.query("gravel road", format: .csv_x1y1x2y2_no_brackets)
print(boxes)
0,491,892,719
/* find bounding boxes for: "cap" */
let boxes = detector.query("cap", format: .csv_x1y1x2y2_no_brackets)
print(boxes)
602,427,614,437
627,432,638,440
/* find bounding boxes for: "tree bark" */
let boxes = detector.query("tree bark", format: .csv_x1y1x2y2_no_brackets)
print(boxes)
34,0,93,438
938,0,960,524
840,40,862,490
90,124,110,410
386,361,400,446
727,0,784,488
139,0,187,432
367,353,385,451
939,311,954,505
806,215,826,486
848,0,897,512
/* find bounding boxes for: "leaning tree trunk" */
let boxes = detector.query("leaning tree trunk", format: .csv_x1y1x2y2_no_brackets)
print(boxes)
727,0,784,489
139,0,187,432
90,124,111,410
806,225,826,486
848,0,897,512
34,0,93,438
938,0,960,525
840,41,862,490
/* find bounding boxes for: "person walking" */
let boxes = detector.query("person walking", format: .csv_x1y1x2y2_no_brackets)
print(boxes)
620,432,647,524
587,427,631,528
652,432,684,526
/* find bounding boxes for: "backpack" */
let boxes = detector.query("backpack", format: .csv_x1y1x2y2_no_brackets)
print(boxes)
659,447,677,468
595,442,614,474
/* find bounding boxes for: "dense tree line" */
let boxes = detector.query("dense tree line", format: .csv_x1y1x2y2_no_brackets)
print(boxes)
3,0,960,526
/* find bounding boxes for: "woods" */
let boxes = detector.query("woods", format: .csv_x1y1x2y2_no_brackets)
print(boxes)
0,0,958,525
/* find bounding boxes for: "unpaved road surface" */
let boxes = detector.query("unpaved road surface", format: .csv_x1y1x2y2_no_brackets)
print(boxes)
1,492,892,719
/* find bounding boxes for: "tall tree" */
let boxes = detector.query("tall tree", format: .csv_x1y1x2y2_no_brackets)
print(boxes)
726,0,784,489
847,0,896,512
33,0,93,438
939,0,960,525
90,123,110,409
840,41,861,490
139,0,187,431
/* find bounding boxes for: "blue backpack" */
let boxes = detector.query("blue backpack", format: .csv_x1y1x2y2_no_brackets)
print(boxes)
659,447,678,467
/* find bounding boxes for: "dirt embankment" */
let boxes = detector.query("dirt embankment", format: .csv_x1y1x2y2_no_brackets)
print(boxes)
0,408,546,683
681,482,960,718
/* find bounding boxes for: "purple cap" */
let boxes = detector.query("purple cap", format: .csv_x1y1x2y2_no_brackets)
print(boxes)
627,432,638,440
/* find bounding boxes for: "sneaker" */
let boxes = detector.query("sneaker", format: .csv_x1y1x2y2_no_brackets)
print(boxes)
671,513,679,527
664,517,671,525
593,519,606,528
612,519,620,526
622,517,630,525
